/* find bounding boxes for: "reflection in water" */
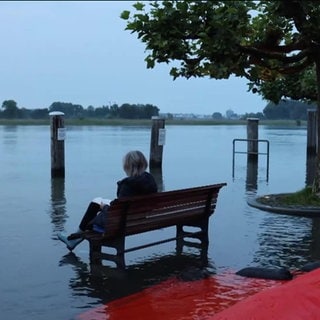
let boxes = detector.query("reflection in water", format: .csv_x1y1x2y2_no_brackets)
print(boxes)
243,149,320,271
50,177,67,234
246,159,258,192
243,152,320,272
246,157,320,270
2,126,18,148
252,214,320,270
3,125,18,134
310,218,320,261
60,251,215,306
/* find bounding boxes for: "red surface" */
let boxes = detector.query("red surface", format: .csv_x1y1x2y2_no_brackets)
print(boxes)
210,268,320,320
77,270,286,320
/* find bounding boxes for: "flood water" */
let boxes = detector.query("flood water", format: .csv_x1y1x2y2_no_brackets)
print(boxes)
1,123,319,320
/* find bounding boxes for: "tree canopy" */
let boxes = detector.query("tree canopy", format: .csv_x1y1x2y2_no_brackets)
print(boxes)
121,0,320,190
263,99,316,120
121,0,320,103
2,100,19,118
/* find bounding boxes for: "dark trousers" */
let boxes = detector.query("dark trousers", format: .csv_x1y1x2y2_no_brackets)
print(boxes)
78,202,100,231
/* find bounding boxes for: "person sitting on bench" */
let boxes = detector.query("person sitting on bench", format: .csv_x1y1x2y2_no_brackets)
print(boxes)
57,150,158,251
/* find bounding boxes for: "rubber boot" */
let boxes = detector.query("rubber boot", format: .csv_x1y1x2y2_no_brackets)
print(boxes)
57,233,84,251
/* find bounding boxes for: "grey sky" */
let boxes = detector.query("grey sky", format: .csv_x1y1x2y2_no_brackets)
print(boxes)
0,1,266,115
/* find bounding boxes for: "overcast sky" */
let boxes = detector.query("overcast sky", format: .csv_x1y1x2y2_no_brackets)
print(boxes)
0,1,266,115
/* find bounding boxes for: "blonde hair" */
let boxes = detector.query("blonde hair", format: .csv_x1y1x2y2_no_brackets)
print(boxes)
123,150,148,177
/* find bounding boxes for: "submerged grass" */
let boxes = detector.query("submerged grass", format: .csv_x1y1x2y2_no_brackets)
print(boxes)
257,187,320,208
280,187,320,206
256,187,320,208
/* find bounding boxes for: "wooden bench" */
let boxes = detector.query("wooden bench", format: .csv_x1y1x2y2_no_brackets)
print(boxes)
84,183,226,268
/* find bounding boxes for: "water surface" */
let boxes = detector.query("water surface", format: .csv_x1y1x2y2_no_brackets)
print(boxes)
1,124,318,320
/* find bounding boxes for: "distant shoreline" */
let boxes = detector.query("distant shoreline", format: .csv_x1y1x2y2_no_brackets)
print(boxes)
0,118,306,127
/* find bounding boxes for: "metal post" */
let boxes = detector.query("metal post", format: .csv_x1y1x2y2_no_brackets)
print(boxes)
50,111,65,177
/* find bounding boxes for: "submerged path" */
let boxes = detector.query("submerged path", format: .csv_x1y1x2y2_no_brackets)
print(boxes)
76,270,286,320
211,268,320,320
77,267,320,320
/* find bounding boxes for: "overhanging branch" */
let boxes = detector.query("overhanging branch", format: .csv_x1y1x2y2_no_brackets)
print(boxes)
248,55,313,75
241,45,310,63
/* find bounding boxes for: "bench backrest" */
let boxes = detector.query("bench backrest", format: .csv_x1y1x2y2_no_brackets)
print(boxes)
103,183,226,238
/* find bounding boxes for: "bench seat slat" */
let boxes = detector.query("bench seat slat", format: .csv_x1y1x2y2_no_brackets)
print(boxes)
122,191,219,208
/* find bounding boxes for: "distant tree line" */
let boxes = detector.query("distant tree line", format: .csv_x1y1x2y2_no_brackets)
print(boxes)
262,100,316,120
239,100,315,120
0,99,315,121
0,100,160,119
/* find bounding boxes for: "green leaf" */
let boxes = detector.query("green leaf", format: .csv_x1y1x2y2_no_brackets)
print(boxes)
133,2,145,11
120,10,130,20
145,56,155,69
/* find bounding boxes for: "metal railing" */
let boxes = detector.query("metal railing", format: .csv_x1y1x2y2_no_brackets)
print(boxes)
232,138,270,180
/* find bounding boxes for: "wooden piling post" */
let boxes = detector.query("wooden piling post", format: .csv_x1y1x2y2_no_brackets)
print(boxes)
247,118,259,161
49,111,65,177
307,109,317,155
149,116,165,168
246,159,258,191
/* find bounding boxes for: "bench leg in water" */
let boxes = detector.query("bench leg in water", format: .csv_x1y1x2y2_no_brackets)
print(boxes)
176,223,209,266
89,237,126,269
